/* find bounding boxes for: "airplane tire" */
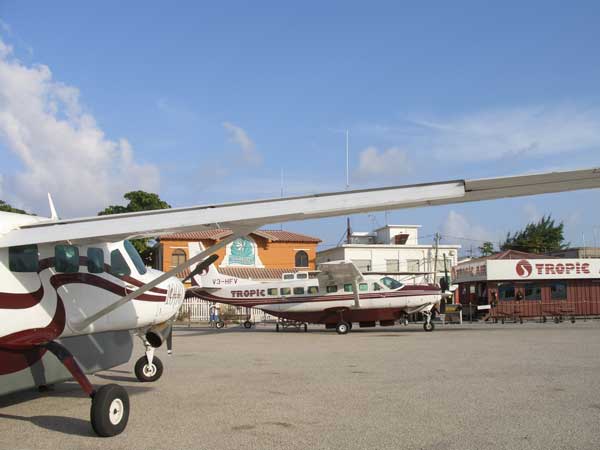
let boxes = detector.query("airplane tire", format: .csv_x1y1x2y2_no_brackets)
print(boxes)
336,322,350,335
215,320,225,329
243,321,252,329
134,355,163,382
91,384,129,437
423,322,435,332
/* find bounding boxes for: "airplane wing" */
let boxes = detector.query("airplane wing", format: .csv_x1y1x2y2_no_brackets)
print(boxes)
317,261,365,284
1,167,600,248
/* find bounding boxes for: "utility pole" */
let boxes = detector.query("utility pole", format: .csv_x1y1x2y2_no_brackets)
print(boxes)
433,233,441,284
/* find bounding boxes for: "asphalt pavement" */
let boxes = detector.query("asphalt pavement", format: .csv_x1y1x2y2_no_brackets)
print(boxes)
1,321,599,450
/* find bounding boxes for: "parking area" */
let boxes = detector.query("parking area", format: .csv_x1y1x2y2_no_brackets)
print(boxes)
1,322,600,450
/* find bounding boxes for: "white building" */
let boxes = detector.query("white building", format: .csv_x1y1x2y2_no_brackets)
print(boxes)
316,225,460,285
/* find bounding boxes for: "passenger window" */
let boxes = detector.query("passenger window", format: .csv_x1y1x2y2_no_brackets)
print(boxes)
326,285,337,293
110,250,131,277
87,248,104,274
307,286,319,294
359,283,368,292
55,245,80,273
293,287,305,295
373,283,382,291
267,288,278,296
344,284,354,292
280,287,291,296
550,282,567,300
9,245,39,272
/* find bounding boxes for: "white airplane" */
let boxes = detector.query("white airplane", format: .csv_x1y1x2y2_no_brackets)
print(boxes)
1,168,599,436
188,258,444,334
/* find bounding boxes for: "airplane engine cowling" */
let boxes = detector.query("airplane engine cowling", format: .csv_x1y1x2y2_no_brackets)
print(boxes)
145,321,171,348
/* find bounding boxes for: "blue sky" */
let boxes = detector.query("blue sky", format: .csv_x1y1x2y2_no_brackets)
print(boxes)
1,1,600,254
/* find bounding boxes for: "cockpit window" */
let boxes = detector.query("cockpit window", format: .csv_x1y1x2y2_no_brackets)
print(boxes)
124,240,147,275
380,277,404,290
110,249,131,277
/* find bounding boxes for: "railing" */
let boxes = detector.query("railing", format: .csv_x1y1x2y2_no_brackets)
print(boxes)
179,296,277,323
479,298,600,322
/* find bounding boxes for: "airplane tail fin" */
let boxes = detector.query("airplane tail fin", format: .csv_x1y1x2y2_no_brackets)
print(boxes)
187,242,248,288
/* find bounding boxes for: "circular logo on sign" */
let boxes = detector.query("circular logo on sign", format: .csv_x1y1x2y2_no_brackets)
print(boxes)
516,260,532,278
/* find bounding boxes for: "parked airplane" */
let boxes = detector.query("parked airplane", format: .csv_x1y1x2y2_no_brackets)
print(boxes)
188,258,444,333
1,168,599,436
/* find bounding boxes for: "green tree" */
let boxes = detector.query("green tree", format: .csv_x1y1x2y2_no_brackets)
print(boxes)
98,191,171,265
0,200,28,215
478,241,495,256
501,215,567,254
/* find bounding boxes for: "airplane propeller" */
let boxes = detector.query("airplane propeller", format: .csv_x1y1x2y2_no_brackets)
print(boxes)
182,254,219,285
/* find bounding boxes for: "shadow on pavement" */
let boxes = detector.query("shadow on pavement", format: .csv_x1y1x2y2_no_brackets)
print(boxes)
0,412,95,437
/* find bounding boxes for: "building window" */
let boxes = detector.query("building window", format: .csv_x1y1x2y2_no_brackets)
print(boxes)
171,249,186,267
498,284,515,301
326,285,337,293
293,287,305,295
9,245,39,272
407,259,420,272
87,248,104,274
386,259,399,272
524,284,542,301
55,245,79,273
295,251,309,268
550,282,567,300
352,259,371,272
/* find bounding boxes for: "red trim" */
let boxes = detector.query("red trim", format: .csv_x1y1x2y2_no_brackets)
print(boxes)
0,285,44,309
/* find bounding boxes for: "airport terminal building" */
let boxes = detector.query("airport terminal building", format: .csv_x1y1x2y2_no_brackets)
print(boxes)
452,250,600,320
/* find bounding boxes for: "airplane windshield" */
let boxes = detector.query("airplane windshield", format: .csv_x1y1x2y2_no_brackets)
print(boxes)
380,277,403,290
124,240,147,275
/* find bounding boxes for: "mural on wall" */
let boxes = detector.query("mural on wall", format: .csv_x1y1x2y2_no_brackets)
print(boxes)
229,237,255,265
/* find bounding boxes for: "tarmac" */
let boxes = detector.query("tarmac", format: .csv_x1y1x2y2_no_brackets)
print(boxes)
1,321,600,450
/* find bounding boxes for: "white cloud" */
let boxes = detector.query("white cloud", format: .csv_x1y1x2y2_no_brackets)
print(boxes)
412,105,600,161
354,146,411,180
441,210,501,254
0,38,160,217
223,121,262,166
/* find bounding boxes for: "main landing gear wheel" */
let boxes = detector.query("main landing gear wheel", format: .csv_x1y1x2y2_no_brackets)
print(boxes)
134,355,163,382
91,384,130,437
423,321,435,332
336,322,350,335
243,320,252,329
215,320,225,329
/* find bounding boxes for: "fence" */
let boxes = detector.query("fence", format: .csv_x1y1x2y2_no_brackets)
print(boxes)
483,298,600,322
179,296,277,323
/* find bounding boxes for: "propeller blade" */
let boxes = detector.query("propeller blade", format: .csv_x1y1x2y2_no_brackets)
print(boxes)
182,254,219,284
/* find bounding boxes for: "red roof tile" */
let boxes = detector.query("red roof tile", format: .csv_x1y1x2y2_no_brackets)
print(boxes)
159,228,320,243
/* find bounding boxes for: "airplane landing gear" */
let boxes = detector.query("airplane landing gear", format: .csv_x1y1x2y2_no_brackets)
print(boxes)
91,384,130,437
423,311,435,332
44,341,130,437
336,321,350,335
134,342,164,382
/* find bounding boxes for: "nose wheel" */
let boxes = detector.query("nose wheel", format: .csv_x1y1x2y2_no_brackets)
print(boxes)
423,311,435,332
336,321,350,335
134,344,164,382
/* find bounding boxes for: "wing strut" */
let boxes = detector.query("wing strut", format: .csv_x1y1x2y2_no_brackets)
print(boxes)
71,225,259,331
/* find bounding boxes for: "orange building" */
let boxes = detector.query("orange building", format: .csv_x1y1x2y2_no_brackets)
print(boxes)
156,229,321,283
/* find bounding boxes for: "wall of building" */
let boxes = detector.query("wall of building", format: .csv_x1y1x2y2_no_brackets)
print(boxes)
160,237,318,272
